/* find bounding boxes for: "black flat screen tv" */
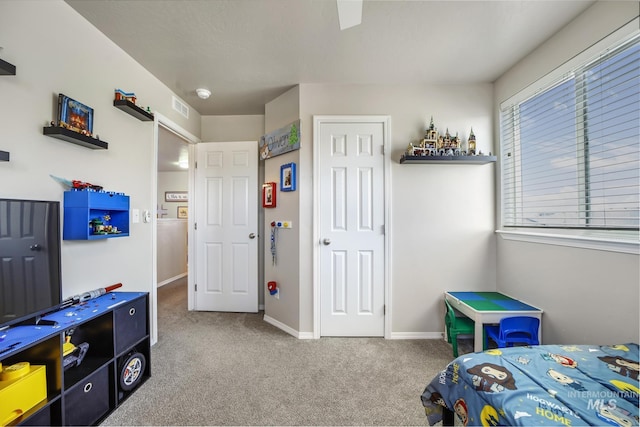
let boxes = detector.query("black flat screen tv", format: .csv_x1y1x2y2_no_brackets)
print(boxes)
0,198,62,329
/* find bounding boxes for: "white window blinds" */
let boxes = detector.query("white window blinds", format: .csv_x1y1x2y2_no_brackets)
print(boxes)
500,34,639,234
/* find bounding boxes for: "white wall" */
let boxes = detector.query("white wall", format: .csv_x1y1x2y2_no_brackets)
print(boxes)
157,171,188,219
0,1,201,342
493,1,639,344
263,87,302,332
201,115,264,142
300,84,496,336
157,219,187,285
261,83,496,336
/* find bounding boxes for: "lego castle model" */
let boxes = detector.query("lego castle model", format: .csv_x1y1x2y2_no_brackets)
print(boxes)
405,117,477,157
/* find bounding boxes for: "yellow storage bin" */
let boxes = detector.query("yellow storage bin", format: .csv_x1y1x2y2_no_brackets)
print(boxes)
0,362,47,426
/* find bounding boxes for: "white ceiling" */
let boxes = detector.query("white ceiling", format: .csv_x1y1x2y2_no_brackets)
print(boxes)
66,0,595,117
64,0,595,171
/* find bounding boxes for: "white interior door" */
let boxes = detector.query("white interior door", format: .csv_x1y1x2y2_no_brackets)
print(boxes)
318,120,386,336
195,141,258,312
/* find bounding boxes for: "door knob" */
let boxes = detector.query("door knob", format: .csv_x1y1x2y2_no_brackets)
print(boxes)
322,238,331,245
249,233,256,239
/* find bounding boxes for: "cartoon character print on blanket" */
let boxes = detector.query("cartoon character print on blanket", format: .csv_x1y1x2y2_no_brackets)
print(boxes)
420,344,640,426
467,362,517,393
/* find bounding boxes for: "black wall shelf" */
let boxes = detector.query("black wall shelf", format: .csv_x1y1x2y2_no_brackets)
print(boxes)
0,150,9,161
43,127,108,150
400,155,496,165
113,99,154,121
0,58,16,75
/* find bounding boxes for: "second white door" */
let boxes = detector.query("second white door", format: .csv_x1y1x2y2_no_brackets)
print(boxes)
318,119,386,336
194,141,258,312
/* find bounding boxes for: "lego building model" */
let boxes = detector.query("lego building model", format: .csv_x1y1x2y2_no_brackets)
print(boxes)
404,117,478,158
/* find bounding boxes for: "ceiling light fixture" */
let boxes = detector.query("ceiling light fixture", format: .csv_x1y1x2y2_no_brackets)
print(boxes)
196,88,211,99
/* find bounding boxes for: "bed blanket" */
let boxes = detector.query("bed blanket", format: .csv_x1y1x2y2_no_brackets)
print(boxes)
421,343,639,426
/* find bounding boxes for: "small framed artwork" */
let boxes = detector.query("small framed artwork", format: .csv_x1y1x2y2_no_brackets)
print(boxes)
165,191,188,202
177,206,188,219
262,182,277,208
280,162,297,192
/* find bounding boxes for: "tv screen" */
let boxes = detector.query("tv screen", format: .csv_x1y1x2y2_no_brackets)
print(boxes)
0,199,62,329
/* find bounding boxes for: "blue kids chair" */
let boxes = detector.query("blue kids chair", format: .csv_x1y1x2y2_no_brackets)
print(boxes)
484,316,540,348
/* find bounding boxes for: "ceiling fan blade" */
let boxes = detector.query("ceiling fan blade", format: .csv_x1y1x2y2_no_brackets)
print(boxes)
337,0,363,30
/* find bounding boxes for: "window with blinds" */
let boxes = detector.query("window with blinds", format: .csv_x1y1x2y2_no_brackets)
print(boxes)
500,34,639,238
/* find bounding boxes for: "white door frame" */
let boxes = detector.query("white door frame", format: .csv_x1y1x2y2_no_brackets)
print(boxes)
151,113,200,345
312,115,392,339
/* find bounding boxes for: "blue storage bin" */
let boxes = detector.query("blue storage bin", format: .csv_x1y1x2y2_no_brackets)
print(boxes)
63,190,130,240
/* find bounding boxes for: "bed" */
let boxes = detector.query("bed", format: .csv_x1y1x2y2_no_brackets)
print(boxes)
421,343,639,426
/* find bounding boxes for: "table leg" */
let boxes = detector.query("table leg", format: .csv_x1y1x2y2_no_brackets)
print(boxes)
474,320,484,353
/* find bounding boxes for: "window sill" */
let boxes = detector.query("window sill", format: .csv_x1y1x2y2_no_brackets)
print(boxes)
496,229,639,255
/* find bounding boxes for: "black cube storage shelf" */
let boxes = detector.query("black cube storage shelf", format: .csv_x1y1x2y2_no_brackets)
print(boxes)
0,292,150,426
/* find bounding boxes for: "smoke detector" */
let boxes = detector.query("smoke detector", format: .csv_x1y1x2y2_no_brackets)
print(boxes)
196,88,211,99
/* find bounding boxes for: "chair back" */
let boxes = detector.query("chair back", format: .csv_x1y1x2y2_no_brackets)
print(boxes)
499,316,540,345
444,300,455,326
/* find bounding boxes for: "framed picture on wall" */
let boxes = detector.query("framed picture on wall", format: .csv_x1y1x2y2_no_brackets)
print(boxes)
280,162,296,192
177,206,188,219
165,191,188,202
262,182,276,208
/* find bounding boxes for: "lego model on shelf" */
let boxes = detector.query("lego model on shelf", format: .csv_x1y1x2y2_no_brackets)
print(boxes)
43,93,108,150
113,89,153,121
63,190,130,240
400,117,496,164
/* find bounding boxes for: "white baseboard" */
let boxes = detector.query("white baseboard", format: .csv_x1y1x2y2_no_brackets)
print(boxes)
157,273,187,288
263,314,315,339
388,332,443,340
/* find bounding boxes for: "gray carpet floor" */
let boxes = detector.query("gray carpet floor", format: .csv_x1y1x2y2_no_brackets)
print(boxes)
101,279,458,426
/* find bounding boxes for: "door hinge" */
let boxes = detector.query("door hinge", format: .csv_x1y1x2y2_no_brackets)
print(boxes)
194,222,197,230
381,145,385,155
382,225,385,235
194,161,197,169
195,283,197,292
383,304,386,315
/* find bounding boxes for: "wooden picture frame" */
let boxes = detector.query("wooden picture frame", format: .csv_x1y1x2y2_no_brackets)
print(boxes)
165,191,188,202
280,162,296,192
177,206,188,219
262,182,276,208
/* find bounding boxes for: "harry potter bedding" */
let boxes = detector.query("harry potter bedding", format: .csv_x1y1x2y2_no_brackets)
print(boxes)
421,343,639,426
